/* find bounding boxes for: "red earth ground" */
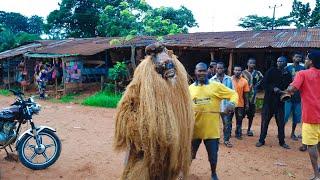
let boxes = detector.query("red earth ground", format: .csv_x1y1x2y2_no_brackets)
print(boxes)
0,95,313,180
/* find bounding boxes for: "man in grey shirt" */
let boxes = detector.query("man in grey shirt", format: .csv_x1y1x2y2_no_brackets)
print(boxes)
210,62,234,148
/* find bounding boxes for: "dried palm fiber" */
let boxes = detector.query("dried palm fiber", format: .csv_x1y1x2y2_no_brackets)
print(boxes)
114,52,194,180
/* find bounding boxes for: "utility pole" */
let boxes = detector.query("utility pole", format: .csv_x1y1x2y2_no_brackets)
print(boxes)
269,4,282,30
211,15,215,31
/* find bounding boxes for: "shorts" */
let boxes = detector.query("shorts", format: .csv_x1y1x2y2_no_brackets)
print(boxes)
302,123,320,145
192,138,219,164
284,101,302,124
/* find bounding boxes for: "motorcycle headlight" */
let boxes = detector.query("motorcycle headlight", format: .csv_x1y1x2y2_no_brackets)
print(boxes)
31,103,41,114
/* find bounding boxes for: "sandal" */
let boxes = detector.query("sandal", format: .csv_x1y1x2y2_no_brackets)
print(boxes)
299,145,307,152
224,141,233,148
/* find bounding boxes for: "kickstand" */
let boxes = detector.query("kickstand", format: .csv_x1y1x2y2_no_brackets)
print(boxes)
4,148,9,156
4,147,18,162
8,145,14,153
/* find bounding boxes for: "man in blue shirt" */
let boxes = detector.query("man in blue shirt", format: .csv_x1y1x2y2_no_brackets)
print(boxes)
285,52,305,141
210,62,234,148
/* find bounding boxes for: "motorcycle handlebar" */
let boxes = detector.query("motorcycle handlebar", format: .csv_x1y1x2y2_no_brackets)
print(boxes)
9,89,25,101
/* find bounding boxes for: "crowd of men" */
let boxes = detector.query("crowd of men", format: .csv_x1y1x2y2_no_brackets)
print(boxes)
190,51,320,180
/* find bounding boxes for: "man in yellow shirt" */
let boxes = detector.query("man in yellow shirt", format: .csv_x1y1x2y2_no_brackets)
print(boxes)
189,62,238,180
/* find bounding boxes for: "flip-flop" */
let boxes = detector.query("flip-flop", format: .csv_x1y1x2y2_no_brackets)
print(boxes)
224,141,233,148
299,145,307,152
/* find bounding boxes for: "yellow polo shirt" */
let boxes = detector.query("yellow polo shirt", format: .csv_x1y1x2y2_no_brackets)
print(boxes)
189,81,238,139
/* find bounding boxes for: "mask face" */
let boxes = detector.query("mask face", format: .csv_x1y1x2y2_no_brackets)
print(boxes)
153,51,176,80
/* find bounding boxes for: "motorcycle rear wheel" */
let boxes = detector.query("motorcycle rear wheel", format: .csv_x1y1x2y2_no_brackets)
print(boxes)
17,129,61,170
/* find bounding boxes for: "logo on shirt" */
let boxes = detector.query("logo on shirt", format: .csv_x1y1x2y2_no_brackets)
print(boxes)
193,97,211,105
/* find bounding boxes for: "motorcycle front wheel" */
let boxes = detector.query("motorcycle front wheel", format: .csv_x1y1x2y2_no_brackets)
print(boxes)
17,129,62,170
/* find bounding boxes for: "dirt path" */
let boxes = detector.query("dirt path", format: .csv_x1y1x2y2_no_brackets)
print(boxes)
0,96,312,180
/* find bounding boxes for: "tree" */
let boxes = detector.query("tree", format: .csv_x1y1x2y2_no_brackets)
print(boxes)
46,0,106,38
97,1,149,37
0,29,16,52
98,3,197,36
27,15,44,35
0,11,44,35
238,15,291,30
47,0,197,38
0,11,29,34
147,6,198,33
0,29,41,52
142,13,183,36
309,0,320,27
289,0,312,28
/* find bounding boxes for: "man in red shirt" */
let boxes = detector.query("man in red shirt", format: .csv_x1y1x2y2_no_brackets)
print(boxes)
286,51,320,180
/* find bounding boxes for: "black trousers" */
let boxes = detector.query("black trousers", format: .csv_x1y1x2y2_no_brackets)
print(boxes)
258,103,286,145
232,107,245,137
245,103,256,131
192,139,219,165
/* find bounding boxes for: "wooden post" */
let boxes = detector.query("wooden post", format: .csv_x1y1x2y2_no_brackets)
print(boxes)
227,51,234,76
62,58,66,95
105,50,109,78
130,45,136,70
210,51,215,61
7,59,10,90
100,75,104,91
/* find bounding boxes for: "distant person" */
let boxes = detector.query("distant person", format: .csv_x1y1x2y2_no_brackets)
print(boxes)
242,58,264,136
207,61,217,79
37,65,48,99
232,65,250,140
285,50,320,180
256,56,291,149
210,62,234,147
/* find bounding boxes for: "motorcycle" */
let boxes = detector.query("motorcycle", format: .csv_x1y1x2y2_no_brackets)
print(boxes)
0,89,61,170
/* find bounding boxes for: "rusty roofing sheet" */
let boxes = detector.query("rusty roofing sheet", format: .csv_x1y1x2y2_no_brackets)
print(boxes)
115,28,320,49
1,28,320,60
34,37,115,56
0,43,42,60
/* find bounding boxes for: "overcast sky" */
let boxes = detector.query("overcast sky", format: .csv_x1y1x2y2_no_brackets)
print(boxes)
0,0,315,32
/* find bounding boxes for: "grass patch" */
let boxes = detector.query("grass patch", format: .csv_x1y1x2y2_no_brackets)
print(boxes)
256,98,264,110
49,93,81,104
0,89,10,96
82,91,122,108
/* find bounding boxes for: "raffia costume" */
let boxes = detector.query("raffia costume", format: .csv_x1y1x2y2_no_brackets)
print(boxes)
114,47,194,180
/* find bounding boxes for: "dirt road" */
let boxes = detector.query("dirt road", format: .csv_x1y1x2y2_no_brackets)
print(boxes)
0,96,312,180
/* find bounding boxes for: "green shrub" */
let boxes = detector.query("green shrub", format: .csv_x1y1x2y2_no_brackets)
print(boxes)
256,98,264,110
0,89,10,96
82,90,122,108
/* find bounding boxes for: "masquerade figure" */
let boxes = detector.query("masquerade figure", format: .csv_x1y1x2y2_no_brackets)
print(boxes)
114,42,194,180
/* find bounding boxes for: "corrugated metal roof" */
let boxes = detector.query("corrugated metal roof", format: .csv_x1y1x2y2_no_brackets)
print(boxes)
0,43,42,60
118,28,320,49
1,28,320,60
34,37,115,56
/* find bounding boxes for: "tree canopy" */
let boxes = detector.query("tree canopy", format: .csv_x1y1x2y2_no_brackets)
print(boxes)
46,0,198,38
239,0,320,30
0,11,43,52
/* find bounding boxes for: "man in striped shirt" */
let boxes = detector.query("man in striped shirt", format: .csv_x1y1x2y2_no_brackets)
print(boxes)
210,62,234,148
